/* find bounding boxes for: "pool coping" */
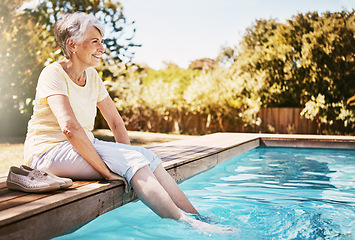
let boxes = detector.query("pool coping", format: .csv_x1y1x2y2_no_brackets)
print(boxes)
160,133,354,182
0,133,354,240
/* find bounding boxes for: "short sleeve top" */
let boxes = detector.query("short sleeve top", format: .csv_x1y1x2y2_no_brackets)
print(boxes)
24,62,109,163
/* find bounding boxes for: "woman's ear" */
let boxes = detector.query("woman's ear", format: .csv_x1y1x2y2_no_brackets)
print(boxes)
66,38,77,54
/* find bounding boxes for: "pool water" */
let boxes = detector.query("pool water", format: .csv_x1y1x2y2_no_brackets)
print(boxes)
55,147,355,240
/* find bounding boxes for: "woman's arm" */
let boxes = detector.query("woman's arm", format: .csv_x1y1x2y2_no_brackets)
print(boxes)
97,96,130,145
47,94,126,184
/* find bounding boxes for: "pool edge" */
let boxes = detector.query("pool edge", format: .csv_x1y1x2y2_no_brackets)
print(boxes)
0,133,354,240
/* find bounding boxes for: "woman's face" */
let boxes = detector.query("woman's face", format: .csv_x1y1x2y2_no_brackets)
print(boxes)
74,26,105,67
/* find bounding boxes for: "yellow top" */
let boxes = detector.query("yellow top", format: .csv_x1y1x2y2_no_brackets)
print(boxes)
24,62,109,163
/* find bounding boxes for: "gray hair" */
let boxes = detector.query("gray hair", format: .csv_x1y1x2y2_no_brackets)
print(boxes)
54,12,105,59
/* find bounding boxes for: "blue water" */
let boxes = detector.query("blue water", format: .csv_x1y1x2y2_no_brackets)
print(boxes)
55,147,355,240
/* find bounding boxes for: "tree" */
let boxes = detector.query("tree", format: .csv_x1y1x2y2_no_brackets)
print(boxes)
226,11,355,133
188,58,216,71
140,66,201,133
0,0,42,136
25,0,139,62
184,66,262,132
229,18,289,108
216,45,237,66
283,11,355,132
0,0,138,137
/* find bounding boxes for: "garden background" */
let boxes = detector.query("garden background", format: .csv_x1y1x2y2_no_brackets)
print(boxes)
1,0,354,140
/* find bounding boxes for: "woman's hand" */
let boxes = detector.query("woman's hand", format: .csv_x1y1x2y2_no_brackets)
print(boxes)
105,172,130,193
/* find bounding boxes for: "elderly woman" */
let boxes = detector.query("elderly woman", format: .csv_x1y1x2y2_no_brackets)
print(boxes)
23,12,200,223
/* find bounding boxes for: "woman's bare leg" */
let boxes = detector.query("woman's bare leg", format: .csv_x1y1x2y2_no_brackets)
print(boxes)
130,165,182,219
153,163,200,215
131,165,237,233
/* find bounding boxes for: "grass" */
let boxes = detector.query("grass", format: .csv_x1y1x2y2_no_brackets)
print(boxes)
0,143,24,176
0,130,196,176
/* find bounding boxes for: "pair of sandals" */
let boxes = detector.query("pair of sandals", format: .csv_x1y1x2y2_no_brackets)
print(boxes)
6,165,73,193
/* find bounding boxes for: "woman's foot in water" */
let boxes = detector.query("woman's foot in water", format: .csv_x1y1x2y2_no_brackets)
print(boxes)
178,213,238,234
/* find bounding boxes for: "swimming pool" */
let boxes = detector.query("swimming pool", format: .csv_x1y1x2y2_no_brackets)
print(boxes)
54,147,355,239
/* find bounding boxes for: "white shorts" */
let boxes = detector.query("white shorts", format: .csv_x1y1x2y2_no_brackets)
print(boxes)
29,139,162,183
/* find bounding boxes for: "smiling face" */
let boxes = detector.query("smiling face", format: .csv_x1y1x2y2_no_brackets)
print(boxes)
73,26,105,68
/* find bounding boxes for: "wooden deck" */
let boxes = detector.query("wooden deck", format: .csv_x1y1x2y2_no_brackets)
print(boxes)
0,133,354,240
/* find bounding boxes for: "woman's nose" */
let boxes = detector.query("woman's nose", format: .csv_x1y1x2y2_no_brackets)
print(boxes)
99,42,105,52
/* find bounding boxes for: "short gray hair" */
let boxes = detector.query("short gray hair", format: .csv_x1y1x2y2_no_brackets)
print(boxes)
54,12,105,59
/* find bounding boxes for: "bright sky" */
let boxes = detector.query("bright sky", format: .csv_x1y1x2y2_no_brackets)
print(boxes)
120,0,354,69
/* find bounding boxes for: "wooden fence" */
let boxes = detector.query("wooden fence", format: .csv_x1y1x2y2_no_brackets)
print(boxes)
257,108,317,134
96,108,318,135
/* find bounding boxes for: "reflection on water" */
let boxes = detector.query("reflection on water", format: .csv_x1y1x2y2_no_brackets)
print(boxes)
222,148,336,190
55,147,355,240
181,147,355,239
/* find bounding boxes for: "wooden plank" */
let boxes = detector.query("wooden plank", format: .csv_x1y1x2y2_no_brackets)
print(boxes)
0,183,135,240
0,181,94,212
293,108,300,134
258,107,322,134
0,193,53,212
0,181,91,201
0,191,28,204
279,108,285,133
150,133,251,160
148,144,210,159
0,180,124,227
163,134,261,169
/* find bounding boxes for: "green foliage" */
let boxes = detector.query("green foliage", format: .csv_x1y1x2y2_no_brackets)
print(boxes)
184,67,262,130
1,2,353,136
26,0,138,62
222,10,355,133
102,10,354,134
301,94,328,123
142,67,201,96
103,61,263,133
285,11,355,132
0,0,44,136
100,63,201,133
287,11,355,105
216,45,237,66
301,94,355,131
141,66,207,133
0,0,137,137
231,18,297,107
